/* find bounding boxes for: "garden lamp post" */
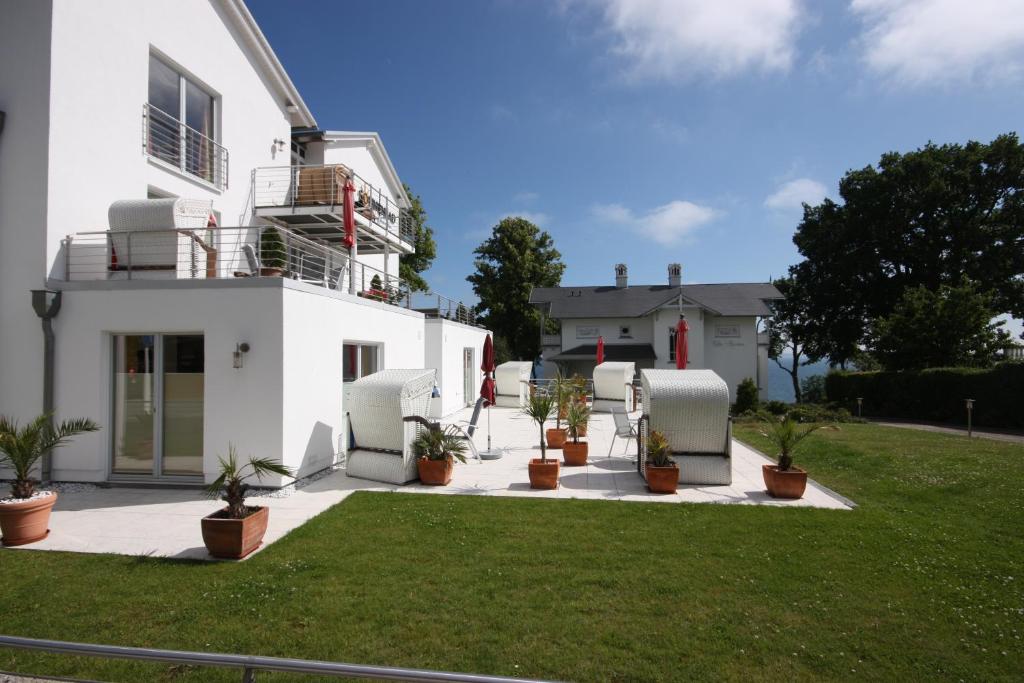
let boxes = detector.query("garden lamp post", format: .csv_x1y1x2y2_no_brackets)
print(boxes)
965,398,975,438
856,397,863,418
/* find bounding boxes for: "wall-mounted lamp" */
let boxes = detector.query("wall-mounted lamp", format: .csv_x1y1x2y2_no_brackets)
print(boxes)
273,138,286,152
233,342,251,369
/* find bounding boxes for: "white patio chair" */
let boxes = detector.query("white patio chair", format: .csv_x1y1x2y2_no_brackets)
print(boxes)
608,406,639,458
444,397,484,462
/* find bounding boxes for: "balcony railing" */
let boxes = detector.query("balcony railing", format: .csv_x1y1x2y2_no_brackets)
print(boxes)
252,164,413,246
410,292,478,326
143,103,229,190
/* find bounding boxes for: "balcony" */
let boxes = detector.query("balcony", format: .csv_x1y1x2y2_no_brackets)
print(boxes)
143,104,228,191
252,165,413,255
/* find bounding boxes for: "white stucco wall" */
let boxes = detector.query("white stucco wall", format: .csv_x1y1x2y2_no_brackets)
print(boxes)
651,306,706,368
424,319,490,418
559,317,654,348
703,315,759,402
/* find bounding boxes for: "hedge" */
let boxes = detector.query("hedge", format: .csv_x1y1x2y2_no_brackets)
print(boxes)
825,362,1024,429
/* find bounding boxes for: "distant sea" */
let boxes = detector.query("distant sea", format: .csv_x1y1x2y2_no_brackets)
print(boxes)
765,356,832,402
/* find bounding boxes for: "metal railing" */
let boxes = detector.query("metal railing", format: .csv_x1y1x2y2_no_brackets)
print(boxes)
0,634,555,682
143,103,228,190
410,291,479,326
252,164,413,245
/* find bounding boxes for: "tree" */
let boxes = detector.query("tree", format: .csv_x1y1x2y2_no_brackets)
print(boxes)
792,133,1024,366
766,276,814,403
467,217,565,360
399,184,437,293
800,374,826,404
871,278,1009,371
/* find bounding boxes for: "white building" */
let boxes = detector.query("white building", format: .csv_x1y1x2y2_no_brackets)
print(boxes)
530,264,780,401
0,0,488,486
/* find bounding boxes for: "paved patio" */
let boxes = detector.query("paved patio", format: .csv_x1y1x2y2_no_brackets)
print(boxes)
3,408,853,560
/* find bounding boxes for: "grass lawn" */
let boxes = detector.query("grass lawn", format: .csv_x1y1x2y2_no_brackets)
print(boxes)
0,424,1022,682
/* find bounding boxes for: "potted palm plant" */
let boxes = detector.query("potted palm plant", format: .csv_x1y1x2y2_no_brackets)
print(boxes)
259,227,287,276
202,445,293,559
414,425,468,486
562,401,590,466
0,414,99,546
545,373,569,449
524,392,559,489
759,416,836,499
645,430,678,494
570,375,589,436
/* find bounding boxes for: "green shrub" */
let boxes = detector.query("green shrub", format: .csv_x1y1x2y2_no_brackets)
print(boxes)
259,228,286,270
800,374,827,403
734,377,759,415
825,363,1024,428
764,400,788,416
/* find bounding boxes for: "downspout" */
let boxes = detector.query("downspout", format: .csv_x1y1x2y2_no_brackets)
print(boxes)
30,289,62,482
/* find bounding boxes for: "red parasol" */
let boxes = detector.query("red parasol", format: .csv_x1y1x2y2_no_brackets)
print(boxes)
675,317,689,370
480,334,496,405
342,178,356,249
596,336,605,365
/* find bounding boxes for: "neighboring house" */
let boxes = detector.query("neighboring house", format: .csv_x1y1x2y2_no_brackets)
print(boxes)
0,0,487,487
529,264,781,400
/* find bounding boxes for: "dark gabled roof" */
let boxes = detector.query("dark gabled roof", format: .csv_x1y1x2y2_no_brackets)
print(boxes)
529,282,781,318
549,344,657,361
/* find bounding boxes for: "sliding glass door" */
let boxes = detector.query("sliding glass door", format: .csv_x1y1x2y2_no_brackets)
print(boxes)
112,334,204,478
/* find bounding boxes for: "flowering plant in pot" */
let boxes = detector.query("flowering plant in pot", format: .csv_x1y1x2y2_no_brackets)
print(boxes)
546,373,569,449
759,416,837,499
645,430,678,494
202,445,293,559
0,414,99,546
413,425,468,486
524,392,559,489
562,401,590,466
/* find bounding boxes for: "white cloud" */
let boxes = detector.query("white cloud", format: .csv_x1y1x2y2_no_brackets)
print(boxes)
764,178,827,210
592,200,718,245
850,0,1024,85
577,0,803,81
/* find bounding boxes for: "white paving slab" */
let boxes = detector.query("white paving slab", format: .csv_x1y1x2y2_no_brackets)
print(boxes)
2,407,853,560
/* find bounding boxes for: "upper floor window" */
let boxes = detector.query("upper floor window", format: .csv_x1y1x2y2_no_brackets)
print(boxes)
145,54,227,189
668,327,677,362
291,140,307,166
619,325,632,338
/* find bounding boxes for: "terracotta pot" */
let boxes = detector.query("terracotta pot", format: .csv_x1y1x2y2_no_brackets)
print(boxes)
546,428,567,449
562,441,589,466
418,456,454,486
259,267,284,277
0,492,58,546
201,505,270,559
646,464,679,494
762,464,808,499
528,458,560,490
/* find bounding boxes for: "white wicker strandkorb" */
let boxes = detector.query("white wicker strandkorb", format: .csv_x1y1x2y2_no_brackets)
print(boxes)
592,361,636,412
345,369,436,485
493,361,532,408
639,369,732,485
105,198,214,279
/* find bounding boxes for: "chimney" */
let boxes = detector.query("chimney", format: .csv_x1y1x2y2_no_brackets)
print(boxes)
614,263,628,288
668,263,682,287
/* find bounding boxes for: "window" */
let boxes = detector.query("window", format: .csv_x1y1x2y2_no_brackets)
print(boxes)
619,325,632,338
146,54,225,188
291,140,307,166
343,343,380,382
668,328,677,362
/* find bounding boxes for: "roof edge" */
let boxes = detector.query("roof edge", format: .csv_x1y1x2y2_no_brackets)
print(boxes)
322,131,410,208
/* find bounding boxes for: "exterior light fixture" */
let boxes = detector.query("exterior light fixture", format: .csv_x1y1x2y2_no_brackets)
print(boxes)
273,138,286,152
233,342,250,369
965,398,975,438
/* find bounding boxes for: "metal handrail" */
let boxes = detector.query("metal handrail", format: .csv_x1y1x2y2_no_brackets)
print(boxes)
143,104,229,190
0,634,555,682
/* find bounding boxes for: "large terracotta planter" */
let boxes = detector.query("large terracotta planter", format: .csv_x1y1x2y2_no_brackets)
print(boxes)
545,428,567,449
646,465,679,494
0,492,58,546
418,456,454,486
762,464,808,499
562,441,589,466
201,505,270,559
528,459,560,490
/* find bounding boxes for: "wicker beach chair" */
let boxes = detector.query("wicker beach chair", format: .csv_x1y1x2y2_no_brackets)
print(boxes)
592,362,636,413
345,369,436,484
493,361,532,408
638,369,732,485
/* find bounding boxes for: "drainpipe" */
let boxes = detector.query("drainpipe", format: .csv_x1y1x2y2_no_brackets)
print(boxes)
30,289,62,482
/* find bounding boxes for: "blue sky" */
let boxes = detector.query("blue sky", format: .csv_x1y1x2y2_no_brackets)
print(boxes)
249,0,1024,332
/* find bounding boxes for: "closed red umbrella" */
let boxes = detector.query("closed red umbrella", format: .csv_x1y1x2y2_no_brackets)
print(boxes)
675,317,689,370
596,336,605,365
342,178,356,249
480,335,496,405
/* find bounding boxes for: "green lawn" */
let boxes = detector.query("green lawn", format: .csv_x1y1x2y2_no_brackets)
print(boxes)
0,424,1022,682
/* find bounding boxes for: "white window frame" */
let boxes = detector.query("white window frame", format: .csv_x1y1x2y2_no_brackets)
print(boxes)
343,342,382,383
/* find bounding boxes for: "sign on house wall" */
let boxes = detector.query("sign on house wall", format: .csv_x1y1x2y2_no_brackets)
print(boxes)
576,325,600,339
714,325,741,338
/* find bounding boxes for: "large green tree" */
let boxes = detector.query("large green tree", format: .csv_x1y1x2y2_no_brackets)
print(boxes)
467,217,565,360
871,278,1009,371
399,184,437,293
792,133,1024,367
766,276,814,403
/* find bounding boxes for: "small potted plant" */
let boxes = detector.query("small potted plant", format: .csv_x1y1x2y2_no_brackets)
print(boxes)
0,414,99,546
259,227,287,276
545,373,569,449
570,375,589,436
524,392,559,489
645,430,678,494
202,445,293,559
562,401,590,466
414,425,468,486
759,416,836,499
